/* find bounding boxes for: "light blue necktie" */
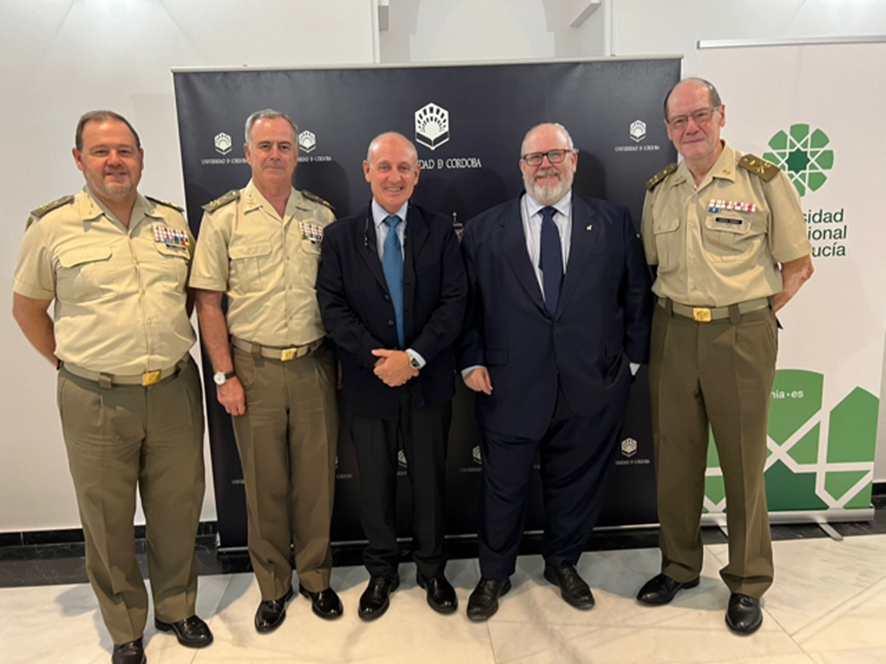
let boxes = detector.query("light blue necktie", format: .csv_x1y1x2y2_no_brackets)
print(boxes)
539,206,563,317
382,215,405,348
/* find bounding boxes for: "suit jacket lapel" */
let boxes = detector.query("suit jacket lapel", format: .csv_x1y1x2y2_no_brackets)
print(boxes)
556,194,598,320
354,206,389,292
502,198,546,315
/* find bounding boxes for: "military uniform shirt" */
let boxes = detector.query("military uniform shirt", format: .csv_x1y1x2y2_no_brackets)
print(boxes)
641,142,812,307
13,187,196,374
189,180,334,346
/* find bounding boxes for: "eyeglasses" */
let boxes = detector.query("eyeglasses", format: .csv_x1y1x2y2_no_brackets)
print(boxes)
666,107,720,130
522,149,574,166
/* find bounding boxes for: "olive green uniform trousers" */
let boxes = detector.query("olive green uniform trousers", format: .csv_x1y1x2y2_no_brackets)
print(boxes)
57,357,205,644
649,304,777,598
231,343,338,600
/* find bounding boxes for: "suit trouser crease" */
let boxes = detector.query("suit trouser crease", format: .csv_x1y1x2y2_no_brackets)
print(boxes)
348,388,450,580
478,380,627,580
232,345,337,599
58,358,204,644
650,306,776,597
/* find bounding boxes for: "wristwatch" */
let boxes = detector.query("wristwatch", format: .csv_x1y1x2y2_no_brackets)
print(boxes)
408,355,421,371
213,370,236,385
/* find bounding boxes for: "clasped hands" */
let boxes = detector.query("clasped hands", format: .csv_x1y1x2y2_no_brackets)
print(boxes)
372,349,418,387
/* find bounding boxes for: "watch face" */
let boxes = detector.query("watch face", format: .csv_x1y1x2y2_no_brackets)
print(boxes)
410,358,420,369
213,372,226,385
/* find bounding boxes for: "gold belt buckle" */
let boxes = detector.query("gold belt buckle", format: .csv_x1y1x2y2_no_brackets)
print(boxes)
693,307,712,323
142,370,162,386
280,348,298,362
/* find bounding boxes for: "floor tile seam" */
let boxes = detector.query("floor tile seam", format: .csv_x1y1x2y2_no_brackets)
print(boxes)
791,572,886,643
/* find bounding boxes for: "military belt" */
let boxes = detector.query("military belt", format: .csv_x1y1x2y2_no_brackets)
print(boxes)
61,356,189,389
231,336,323,362
658,297,771,323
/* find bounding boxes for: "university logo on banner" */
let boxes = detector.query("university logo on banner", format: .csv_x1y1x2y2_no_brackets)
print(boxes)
763,123,835,197
415,102,450,150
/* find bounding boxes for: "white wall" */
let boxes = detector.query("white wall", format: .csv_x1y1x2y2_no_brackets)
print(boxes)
2,0,885,533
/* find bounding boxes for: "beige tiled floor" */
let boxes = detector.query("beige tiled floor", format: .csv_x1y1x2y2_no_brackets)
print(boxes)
4,535,886,663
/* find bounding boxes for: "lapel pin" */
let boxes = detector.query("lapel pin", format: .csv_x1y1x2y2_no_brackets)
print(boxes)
586,224,593,231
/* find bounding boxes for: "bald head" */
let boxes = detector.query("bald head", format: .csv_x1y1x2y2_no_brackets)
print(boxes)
664,78,721,120
366,132,418,165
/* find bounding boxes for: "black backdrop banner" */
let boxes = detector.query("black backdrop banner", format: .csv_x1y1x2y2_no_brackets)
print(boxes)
172,58,680,549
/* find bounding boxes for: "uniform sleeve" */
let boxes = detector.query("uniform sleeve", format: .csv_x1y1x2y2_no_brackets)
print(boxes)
766,171,812,263
13,219,56,300
188,211,230,291
640,189,659,266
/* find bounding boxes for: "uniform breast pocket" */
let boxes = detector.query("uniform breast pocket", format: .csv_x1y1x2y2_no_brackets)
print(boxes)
229,242,272,294
652,217,681,273
56,246,115,304
154,243,190,286
703,212,763,261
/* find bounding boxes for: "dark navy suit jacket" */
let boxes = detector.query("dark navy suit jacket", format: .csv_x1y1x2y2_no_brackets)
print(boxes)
317,202,467,420
458,193,652,440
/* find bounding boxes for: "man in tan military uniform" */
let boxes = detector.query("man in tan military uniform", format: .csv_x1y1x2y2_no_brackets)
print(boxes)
190,109,341,631
12,111,212,664
636,79,814,635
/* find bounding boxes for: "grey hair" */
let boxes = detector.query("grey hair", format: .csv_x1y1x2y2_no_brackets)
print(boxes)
365,131,418,164
520,123,574,157
75,110,141,151
663,78,722,119
244,109,298,147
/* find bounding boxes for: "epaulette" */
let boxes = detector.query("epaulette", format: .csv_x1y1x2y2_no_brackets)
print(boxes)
146,196,183,213
302,189,336,212
202,190,240,212
646,163,677,191
738,154,779,182
29,195,74,220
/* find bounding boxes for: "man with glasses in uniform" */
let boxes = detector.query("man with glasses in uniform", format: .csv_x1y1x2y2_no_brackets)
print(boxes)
190,109,342,631
459,122,652,620
636,78,814,634
13,110,211,664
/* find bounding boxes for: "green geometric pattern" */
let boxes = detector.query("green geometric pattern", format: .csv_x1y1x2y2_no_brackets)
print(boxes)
704,370,878,513
763,124,834,197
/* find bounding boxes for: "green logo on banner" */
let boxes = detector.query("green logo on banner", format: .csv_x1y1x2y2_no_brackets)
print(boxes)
704,370,878,513
763,124,834,197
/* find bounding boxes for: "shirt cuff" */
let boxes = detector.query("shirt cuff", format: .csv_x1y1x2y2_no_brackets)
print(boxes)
405,348,426,369
461,365,483,378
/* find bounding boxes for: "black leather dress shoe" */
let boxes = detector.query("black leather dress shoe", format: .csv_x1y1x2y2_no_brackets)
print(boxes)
466,577,511,621
636,573,700,605
359,575,400,621
154,614,213,648
543,563,595,610
726,593,763,635
112,638,146,664
299,585,344,620
416,573,458,614
254,586,294,633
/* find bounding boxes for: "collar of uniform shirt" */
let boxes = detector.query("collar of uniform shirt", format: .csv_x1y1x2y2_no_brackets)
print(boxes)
524,190,572,223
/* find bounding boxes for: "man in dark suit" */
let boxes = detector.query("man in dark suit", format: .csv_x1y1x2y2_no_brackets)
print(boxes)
459,122,652,620
317,132,467,620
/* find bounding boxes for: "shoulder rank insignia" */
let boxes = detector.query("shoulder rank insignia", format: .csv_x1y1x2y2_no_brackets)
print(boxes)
202,189,240,212
738,154,779,182
301,189,336,212
146,196,183,213
646,163,677,191
29,195,74,220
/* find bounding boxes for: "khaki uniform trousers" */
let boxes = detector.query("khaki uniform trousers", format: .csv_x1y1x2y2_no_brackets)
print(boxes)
231,342,337,600
649,304,777,598
57,357,205,644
